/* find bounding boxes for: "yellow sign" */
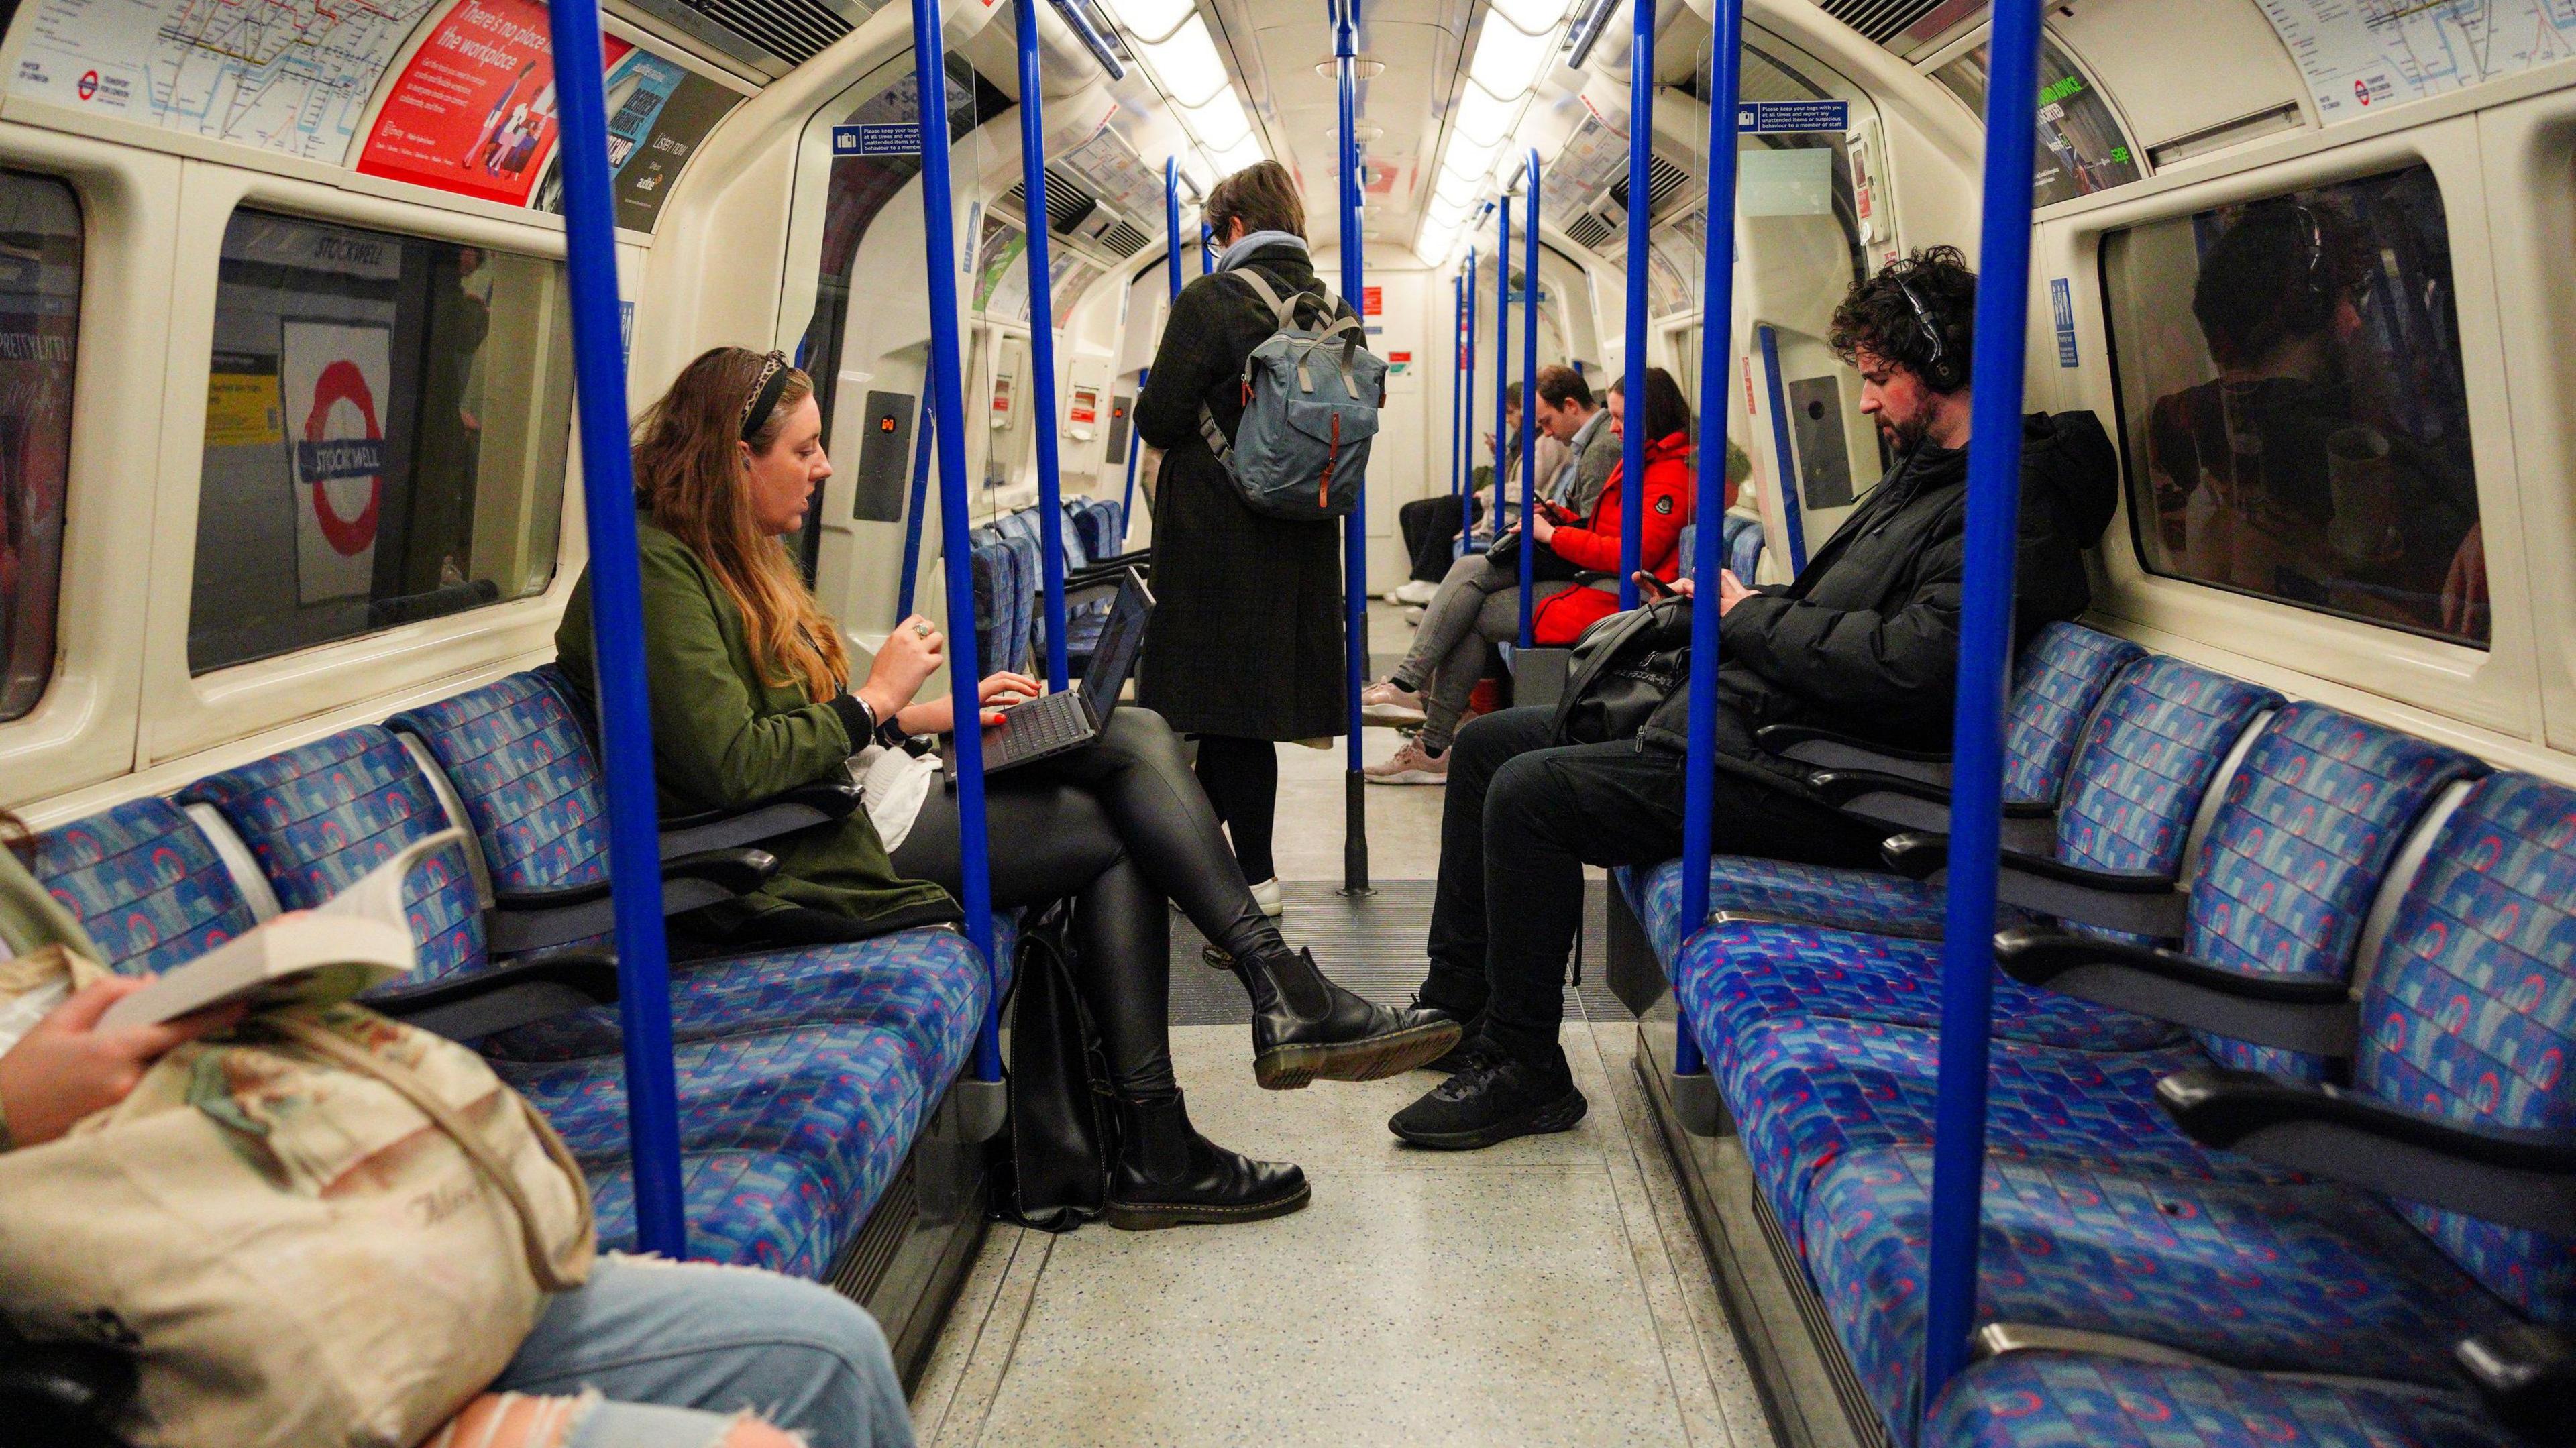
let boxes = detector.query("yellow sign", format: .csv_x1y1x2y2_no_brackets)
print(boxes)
205,370,283,448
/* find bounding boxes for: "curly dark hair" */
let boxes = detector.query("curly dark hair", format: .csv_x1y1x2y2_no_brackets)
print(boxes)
2191,200,2366,370
1829,245,1977,394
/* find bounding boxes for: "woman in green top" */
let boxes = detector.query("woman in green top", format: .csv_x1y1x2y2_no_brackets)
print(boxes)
556,348,1460,1227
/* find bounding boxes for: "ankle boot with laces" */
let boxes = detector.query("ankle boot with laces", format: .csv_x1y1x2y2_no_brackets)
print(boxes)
1104,1091,1309,1230
1232,945,1463,1089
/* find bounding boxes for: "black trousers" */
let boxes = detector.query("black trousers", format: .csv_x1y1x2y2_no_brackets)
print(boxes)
893,707,1280,1097
1399,495,1468,583
1418,706,1886,1069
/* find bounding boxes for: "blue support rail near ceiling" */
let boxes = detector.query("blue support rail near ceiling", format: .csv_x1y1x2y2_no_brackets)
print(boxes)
1921,0,2045,1417
1334,0,1371,895
543,0,686,1260
1756,325,1811,575
1674,0,1747,1101
1618,0,1654,610
908,0,1004,1085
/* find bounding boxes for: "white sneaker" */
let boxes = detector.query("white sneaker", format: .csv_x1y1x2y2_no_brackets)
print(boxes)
1248,876,1285,917
1391,579,1439,606
1404,606,1425,626
1364,737,1450,785
1360,680,1428,727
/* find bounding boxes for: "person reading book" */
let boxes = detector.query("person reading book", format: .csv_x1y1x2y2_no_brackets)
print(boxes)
0,809,915,1448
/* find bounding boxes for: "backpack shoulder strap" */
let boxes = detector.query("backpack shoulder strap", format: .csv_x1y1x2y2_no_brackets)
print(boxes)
1224,269,1305,331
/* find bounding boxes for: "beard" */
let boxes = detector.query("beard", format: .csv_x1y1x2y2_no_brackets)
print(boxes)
1877,406,1933,453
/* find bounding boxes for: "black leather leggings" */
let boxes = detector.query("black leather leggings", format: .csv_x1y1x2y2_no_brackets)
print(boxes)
890,707,1286,1097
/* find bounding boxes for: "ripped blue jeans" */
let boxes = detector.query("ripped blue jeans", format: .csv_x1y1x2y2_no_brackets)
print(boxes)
484,1254,914,1448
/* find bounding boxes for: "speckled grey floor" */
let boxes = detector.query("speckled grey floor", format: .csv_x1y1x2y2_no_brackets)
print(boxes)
909,641,1772,1445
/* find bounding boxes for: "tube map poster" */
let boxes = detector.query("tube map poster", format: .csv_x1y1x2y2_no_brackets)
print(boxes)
2255,0,2576,123
356,0,629,206
8,0,443,162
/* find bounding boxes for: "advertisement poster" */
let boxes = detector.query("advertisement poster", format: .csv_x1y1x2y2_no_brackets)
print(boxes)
281,320,392,604
356,0,629,206
535,47,743,231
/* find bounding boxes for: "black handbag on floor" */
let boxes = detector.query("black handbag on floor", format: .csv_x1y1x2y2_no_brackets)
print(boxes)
993,903,1120,1231
1546,596,1695,746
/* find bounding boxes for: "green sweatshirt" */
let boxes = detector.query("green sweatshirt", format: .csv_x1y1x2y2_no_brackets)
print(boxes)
554,516,959,939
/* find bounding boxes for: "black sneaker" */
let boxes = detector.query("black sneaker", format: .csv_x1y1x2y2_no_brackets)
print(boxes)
1387,1054,1588,1150
1418,1030,1504,1076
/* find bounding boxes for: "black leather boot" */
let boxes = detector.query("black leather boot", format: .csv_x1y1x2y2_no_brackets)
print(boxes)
1234,946,1465,1089
1104,1091,1310,1231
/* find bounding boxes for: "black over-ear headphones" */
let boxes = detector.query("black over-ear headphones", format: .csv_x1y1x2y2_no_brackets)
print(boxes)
1892,273,1966,392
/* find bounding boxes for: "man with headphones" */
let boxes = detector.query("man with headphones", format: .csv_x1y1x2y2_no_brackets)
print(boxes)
1385,245,2121,1153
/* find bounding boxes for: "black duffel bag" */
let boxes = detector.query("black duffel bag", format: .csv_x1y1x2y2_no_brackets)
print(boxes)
1546,596,1694,746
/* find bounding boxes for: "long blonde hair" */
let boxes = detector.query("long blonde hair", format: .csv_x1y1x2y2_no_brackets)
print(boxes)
631,347,851,701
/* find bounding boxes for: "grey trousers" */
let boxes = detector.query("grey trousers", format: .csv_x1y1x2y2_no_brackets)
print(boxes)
1393,554,1570,751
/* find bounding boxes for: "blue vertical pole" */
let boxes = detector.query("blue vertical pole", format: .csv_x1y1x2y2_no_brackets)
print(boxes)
910,0,1002,1082
1493,201,1509,544
1336,0,1371,895
1165,159,1184,302
1757,325,1809,574
1459,245,1478,551
1448,272,1464,504
1201,221,1214,274
1014,0,1071,693
898,404,936,617
1676,0,1746,1085
1515,151,1538,648
1117,388,1142,547
545,0,683,1259
1618,0,1654,610
1923,0,2043,1415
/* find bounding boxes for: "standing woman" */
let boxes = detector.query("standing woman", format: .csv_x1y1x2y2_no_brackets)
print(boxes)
1134,162,1343,911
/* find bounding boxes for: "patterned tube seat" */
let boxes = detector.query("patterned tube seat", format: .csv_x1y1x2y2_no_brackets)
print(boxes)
1618,624,2157,960
1787,773,2576,1445
384,671,1016,1068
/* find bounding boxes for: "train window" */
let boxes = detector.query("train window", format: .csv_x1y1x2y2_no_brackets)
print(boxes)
2101,166,2485,647
0,172,79,724
1933,36,2141,208
188,211,572,674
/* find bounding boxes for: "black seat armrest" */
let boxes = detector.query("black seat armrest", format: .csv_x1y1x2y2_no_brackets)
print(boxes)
1881,833,2187,938
2158,1066,2576,1236
1756,724,1953,786
1067,551,1150,591
368,950,621,1042
659,776,863,859
491,848,777,912
1812,769,1951,810
486,849,774,958
0,1334,135,1448
2457,1324,2576,1445
1994,927,2355,1053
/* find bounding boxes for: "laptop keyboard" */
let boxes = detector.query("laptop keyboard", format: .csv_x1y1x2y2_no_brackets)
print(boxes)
999,695,1088,759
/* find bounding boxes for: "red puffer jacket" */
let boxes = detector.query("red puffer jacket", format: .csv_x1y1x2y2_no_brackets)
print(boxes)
1532,431,1696,645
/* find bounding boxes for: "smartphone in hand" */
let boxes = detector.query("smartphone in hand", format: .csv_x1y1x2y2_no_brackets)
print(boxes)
1633,571,1676,602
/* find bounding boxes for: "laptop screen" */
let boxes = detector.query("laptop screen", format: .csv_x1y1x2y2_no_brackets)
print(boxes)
1079,572,1152,715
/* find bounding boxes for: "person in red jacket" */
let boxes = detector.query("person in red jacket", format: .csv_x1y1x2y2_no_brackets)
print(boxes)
1528,368,1704,645
1361,368,1696,786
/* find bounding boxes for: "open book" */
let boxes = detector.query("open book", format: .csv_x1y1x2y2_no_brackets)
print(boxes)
93,828,462,1032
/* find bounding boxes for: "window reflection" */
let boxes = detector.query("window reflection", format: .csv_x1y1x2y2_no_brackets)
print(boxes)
2104,166,2485,645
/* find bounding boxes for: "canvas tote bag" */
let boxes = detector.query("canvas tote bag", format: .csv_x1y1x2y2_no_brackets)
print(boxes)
0,946,595,1447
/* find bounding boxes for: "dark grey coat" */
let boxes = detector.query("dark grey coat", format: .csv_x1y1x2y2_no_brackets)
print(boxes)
1133,241,1350,741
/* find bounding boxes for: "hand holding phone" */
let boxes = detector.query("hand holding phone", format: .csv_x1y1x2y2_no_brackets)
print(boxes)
1633,571,1676,602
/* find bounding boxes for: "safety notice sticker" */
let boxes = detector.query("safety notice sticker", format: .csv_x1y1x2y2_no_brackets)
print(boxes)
1736,101,1850,133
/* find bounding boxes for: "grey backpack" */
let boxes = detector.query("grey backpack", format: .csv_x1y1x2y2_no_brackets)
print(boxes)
1197,270,1384,522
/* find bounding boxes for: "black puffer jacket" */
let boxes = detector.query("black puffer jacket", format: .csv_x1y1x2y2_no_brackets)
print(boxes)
1638,410,2118,767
